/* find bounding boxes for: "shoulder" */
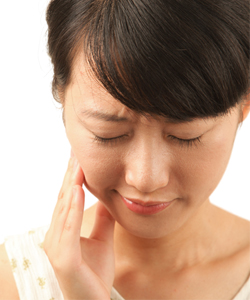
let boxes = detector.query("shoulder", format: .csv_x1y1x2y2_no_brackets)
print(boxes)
234,216,250,271
214,206,250,255
219,209,250,261
220,213,250,283
232,215,250,253
0,243,19,300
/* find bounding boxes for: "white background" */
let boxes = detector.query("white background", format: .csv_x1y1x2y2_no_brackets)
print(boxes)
0,0,249,244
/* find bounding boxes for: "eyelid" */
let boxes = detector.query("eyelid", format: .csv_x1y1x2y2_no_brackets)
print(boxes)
94,134,127,141
169,135,202,147
93,134,128,145
169,135,202,141
93,133,203,147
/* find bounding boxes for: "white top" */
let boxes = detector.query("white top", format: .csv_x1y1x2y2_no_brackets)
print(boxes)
4,225,250,300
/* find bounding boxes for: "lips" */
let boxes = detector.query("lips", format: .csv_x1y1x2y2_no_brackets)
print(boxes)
124,197,171,206
121,196,174,215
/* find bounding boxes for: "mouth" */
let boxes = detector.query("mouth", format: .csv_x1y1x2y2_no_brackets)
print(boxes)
121,196,175,215
123,197,172,206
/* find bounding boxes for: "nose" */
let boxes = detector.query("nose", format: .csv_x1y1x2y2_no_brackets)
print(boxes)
125,140,170,193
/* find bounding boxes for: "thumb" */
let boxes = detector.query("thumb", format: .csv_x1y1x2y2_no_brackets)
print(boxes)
89,201,115,244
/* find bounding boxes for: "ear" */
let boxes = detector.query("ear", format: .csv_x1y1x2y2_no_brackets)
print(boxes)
240,91,250,122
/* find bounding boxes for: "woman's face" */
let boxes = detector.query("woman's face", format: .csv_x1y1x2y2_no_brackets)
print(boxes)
64,58,242,239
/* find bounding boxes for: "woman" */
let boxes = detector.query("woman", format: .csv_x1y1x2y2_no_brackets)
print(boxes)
0,0,250,299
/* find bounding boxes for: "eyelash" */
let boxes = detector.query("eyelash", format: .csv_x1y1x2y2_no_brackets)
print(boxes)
169,135,202,148
94,135,127,146
93,135,202,147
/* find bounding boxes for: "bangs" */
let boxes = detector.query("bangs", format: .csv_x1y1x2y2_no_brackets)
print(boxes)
46,0,249,120
83,0,249,121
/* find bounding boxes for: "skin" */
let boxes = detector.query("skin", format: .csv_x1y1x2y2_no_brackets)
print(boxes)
41,55,250,300
63,56,250,273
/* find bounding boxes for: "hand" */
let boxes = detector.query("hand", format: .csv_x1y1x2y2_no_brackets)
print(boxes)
44,154,116,300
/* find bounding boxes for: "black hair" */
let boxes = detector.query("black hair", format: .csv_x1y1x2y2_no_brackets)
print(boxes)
46,0,249,121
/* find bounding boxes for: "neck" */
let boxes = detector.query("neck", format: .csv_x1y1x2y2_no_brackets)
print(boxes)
113,200,232,273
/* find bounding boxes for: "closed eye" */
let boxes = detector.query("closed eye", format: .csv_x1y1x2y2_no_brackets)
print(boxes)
169,135,202,148
94,134,202,148
93,134,128,145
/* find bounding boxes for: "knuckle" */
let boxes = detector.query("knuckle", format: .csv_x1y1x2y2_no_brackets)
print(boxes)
69,174,75,186
51,256,64,271
70,200,77,210
49,256,62,271
58,190,64,201
64,221,73,232
58,203,67,215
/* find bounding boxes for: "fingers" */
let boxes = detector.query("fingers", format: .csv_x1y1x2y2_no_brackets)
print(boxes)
89,201,115,246
57,157,75,201
70,149,75,158
58,157,83,202
47,157,84,244
60,185,85,250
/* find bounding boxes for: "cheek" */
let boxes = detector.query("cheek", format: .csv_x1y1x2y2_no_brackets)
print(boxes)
177,132,235,199
73,142,123,193
66,124,124,196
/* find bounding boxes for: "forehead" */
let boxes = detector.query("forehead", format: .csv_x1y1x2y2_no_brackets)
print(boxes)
68,53,134,115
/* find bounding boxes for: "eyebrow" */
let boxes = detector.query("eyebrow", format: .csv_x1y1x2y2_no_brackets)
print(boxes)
79,109,198,124
80,109,130,122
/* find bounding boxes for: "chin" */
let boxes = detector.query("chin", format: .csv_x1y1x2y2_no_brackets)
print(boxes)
115,215,178,240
